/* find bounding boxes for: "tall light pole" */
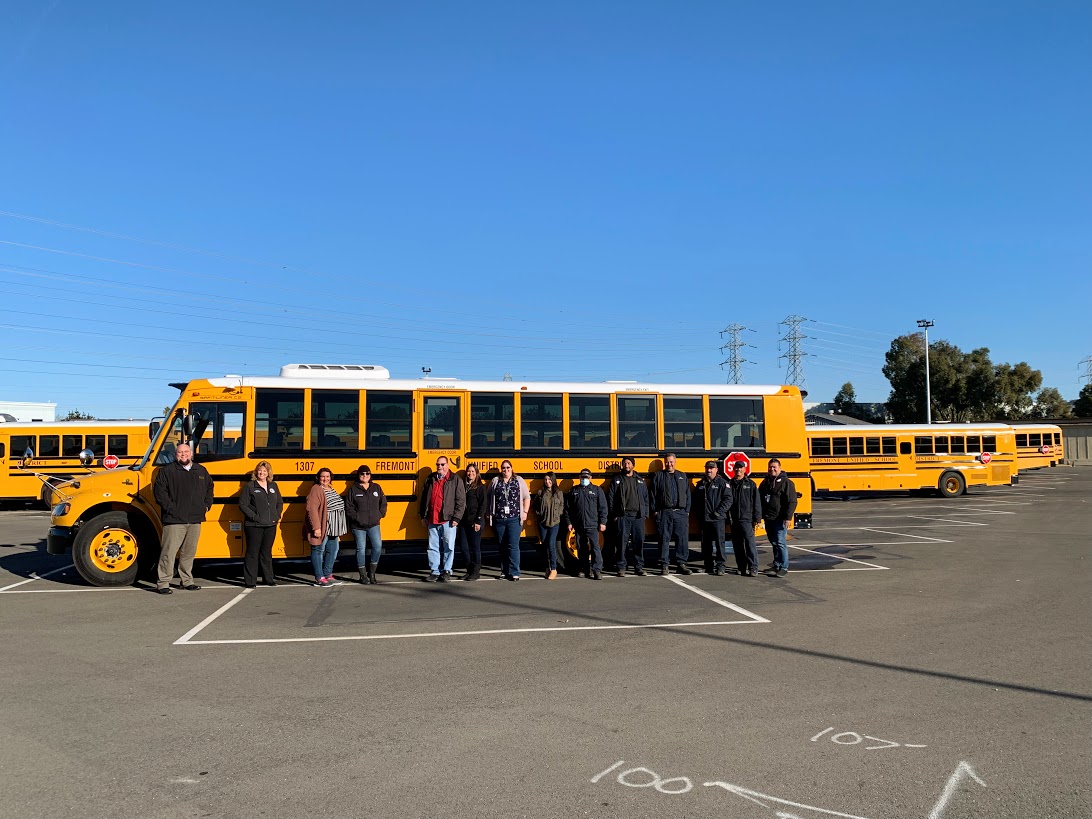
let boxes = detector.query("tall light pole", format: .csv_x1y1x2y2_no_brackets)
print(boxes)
916,320,935,424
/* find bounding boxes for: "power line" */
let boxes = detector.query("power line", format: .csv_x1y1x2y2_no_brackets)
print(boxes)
718,324,756,384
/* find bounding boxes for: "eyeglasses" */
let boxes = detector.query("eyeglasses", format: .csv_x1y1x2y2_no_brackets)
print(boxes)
501,465,512,470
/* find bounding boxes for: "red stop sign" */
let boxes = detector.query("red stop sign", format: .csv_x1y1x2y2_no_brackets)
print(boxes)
724,452,751,476
979,452,992,465
1040,444,1052,455
102,454,120,470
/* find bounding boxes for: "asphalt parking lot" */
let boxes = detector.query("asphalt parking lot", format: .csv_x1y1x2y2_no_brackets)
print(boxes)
1,468,1089,819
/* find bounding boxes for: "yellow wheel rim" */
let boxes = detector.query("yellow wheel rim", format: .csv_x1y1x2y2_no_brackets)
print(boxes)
88,528,137,573
943,477,961,494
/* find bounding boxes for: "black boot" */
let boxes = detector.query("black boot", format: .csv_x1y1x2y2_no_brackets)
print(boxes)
463,564,480,581
358,567,370,584
367,563,378,584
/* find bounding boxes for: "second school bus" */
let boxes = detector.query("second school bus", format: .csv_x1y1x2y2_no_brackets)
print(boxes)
47,364,813,586
0,420,153,504
1011,424,1064,471
807,423,1018,497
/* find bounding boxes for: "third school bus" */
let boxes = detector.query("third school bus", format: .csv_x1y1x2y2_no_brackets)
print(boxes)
806,423,1018,498
47,364,813,586
1011,424,1065,471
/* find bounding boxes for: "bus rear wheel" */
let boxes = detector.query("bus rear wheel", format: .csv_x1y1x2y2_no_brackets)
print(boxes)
72,512,143,587
938,471,966,498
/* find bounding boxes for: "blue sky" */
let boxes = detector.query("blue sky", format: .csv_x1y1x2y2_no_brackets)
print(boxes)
1,1,1088,418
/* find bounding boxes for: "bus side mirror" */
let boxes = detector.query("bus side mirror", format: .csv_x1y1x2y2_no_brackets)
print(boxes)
79,449,95,466
149,420,161,438
183,414,197,436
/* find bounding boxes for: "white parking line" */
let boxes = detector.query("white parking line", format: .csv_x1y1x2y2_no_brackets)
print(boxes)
907,515,988,526
786,544,888,571
174,576,771,645
0,564,74,593
861,528,952,543
664,575,770,623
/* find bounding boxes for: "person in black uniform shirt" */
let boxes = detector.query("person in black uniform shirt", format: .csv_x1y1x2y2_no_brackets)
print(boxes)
694,460,732,575
563,468,608,579
238,460,283,588
759,458,798,577
728,460,762,576
650,453,692,574
606,456,649,577
458,463,486,581
153,442,213,594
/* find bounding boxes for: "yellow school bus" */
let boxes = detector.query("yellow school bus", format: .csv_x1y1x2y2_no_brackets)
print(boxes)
0,420,154,505
47,363,812,586
1011,424,1064,471
807,423,1018,497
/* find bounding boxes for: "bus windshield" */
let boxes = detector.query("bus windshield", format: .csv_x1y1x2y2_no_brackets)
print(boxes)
136,415,183,469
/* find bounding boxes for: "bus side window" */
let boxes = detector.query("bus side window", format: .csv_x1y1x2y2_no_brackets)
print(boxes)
966,435,981,452
950,436,966,454
1015,434,1028,447
810,437,831,456
39,435,60,457
86,435,106,457
934,436,949,454
848,437,864,456
108,435,128,455
899,441,912,455
831,437,848,456
864,437,880,455
983,435,997,451
883,437,897,455
62,435,84,457
1028,433,1041,448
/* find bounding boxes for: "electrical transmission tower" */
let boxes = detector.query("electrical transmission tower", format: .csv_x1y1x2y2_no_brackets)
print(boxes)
1080,356,1092,385
719,324,756,384
778,315,810,387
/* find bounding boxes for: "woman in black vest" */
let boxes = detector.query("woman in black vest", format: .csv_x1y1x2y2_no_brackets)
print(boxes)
238,460,284,587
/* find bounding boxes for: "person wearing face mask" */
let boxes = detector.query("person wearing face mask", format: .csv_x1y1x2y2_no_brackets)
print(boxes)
563,468,608,580
418,456,466,582
606,456,649,577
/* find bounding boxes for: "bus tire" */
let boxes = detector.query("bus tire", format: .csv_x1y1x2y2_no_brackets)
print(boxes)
72,511,143,587
938,471,966,498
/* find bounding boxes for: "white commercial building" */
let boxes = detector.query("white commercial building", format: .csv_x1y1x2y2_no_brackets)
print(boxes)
0,401,57,422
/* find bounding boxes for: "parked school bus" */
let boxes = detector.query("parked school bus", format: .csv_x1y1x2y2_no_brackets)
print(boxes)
0,420,153,505
807,423,1018,498
1011,424,1064,471
47,364,813,586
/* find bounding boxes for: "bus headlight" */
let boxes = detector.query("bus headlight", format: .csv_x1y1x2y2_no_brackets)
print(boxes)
52,502,71,518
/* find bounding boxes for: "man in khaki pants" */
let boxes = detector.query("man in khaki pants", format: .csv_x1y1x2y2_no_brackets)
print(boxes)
153,443,213,594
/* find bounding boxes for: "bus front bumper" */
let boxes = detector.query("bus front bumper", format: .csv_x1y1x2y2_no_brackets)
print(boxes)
47,526,75,555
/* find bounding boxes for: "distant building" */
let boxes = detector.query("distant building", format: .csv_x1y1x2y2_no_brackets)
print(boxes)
0,401,57,422
805,411,875,426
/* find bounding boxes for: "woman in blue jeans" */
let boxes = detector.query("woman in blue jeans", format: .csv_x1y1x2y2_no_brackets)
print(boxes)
534,472,565,580
304,467,346,587
486,460,530,580
343,464,387,584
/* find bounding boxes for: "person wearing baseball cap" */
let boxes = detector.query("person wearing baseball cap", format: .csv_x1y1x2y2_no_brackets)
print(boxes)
562,468,608,579
694,460,732,575
728,460,762,576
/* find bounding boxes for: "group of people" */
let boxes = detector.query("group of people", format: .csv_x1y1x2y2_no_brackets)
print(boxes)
151,445,797,593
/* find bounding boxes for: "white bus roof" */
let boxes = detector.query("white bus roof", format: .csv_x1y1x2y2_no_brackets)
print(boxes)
0,420,150,430
206,373,786,396
807,423,1013,433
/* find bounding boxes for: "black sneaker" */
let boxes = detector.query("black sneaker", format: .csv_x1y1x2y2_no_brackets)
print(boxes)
591,570,602,580
436,573,449,583
766,569,780,577
634,568,645,576
424,574,438,583
615,569,625,578
676,565,693,575
660,565,670,576
776,568,788,578
156,587,173,595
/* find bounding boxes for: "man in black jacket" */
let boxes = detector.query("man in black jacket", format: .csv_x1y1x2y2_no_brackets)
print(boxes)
759,458,798,577
606,456,649,577
650,453,692,575
153,442,213,594
728,460,762,577
563,468,608,579
694,460,732,575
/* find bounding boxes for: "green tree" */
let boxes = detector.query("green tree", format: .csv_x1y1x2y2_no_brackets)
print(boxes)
61,409,95,420
1031,387,1072,419
833,382,856,414
992,362,1042,420
1075,384,1092,418
882,334,927,422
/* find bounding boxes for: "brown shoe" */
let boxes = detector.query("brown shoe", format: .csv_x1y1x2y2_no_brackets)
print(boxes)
546,569,558,580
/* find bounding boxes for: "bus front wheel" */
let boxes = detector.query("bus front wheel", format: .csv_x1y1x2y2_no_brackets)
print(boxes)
938,472,966,498
72,512,143,587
